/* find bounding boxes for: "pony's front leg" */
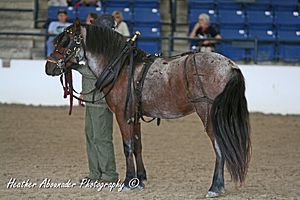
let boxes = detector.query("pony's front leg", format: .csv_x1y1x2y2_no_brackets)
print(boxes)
115,114,136,189
133,122,147,189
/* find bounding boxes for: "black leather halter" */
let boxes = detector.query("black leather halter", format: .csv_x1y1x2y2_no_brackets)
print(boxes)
47,26,86,73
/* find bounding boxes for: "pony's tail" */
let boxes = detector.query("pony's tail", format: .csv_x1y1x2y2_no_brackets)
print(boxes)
211,68,251,184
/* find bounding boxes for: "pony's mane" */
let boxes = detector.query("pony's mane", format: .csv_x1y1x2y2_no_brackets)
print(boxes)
83,23,126,62
83,24,148,64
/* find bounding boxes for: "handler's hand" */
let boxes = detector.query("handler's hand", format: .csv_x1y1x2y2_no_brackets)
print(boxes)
203,40,210,45
78,94,85,107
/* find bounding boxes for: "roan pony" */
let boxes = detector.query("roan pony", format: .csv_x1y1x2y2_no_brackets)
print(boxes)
45,19,251,198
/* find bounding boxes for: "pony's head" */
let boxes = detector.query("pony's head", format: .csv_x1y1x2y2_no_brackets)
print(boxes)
45,19,84,76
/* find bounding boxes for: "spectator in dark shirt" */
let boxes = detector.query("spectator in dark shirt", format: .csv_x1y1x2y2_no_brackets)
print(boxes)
76,0,101,7
189,13,221,52
86,12,98,24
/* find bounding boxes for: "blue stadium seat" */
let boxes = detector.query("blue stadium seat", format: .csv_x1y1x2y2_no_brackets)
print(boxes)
219,10,245,25
271,0,298,5
248,29,276,61
136,41,160,54
244,0,271,11
255,0,271,3
188,0,215,4
103,0,130,8
246,10,273,24
250,44,276,61
278,44,300,62
220,28,247,39
271,0,298,11
248,29,276,40
216,0,240,3
277,30,300,41
188,0,215,9
48,6,76,22
134,0,159,8
216,42,246,61
77,7,104,21
132,23,161,37
133,8,160,23
274,11,300,27
218,2,243,11
105,7,132,21
277,30,300,61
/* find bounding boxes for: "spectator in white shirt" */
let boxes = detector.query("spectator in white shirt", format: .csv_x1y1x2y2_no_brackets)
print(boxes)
47,9,72,56
112,11,130,37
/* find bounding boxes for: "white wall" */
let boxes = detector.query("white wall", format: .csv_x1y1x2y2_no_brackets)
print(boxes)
0,59,299,114
240,65,300,115
0,59,81,106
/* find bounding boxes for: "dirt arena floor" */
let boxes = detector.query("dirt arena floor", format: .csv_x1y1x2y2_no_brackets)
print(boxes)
0,104,299,200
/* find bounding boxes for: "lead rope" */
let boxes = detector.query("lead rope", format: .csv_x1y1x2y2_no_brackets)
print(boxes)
62,70,74,115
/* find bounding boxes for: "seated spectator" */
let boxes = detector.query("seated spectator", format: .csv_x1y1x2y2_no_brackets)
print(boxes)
66,0,78,7
76,0,101,7
86,12,98,24
189,13,221,52
48,0,67,6
112,11,130,37
47,9,72,56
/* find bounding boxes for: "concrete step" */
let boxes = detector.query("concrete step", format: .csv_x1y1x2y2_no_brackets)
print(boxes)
31,48,45,59
0,1,34,9
0,11,34,20
0,38,34,48
0,28,43,33
0,47,32,59
160,0,170,22
0,20,34,29
177,0,187,23
175,24,189,34
33,38,46,48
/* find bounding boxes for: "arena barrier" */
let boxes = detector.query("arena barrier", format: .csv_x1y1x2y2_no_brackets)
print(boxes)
0,59,299,114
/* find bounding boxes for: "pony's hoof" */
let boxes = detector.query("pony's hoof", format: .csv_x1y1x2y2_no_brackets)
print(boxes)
205,190,224,198
121,186,132,192
137,181,145,190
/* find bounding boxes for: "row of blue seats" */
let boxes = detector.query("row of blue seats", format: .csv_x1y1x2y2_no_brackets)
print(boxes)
135,40,300,61
220,28,300,41
137,40,300,62
217,42,300,62
67,0,159,7
48,6,160,23
189,4,298,11
189,9,300,27
189,0,298,4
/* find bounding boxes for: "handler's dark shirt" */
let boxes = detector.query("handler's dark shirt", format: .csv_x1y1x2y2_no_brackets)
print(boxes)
195,26,219,47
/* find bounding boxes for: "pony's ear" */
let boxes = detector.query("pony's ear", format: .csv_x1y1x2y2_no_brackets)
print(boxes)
74,18,81,29
72,17,80,33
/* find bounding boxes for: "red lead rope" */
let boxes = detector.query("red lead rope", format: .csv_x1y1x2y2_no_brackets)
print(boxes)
62,70,74,115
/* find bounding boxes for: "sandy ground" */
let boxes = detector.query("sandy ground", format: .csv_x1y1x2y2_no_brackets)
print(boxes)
0,104,299,200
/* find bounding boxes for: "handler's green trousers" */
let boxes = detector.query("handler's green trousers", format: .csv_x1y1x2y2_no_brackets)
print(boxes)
85,105,118,181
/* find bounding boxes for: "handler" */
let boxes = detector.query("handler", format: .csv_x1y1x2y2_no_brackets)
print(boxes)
77,14,118,182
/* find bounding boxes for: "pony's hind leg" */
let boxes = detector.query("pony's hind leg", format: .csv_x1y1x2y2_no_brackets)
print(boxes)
194,103,225,198
133,122,147,189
